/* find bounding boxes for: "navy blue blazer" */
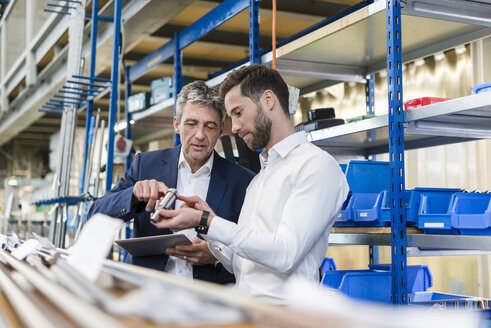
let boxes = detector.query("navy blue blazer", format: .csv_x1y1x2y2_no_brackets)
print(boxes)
88,146,255,284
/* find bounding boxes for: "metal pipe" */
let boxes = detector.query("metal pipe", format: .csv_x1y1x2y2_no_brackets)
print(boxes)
0,262,55,328
0,251,124,328
94,120,105,198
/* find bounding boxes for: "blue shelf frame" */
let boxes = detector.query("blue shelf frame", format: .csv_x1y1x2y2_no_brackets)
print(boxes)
386,0,407,304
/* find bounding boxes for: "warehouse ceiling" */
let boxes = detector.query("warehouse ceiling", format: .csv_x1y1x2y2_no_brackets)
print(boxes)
2,0,357,173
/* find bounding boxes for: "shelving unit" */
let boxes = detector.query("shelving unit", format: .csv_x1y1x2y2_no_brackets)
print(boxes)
120,0,491,306
309,91,491,156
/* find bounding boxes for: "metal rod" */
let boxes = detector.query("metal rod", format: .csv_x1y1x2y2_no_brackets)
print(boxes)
66,80,107,88
94,120,105,198
0,251,124,328
43,9,71,15
39,109,64,115
72,75,111,83
0,262,55,328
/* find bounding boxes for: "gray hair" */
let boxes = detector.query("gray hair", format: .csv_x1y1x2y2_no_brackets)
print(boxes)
176,81,225,124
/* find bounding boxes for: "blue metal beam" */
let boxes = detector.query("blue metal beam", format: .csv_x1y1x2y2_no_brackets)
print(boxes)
173,32,182,147
128,0,250,82
106,0,122,191
249,0,260,64
124,66,132,172
80,0,100,197
387,0,407,304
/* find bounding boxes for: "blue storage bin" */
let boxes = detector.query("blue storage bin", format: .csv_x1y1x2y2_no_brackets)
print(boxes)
321,265,432,303
345,161,389,193
351,192,384,222
418,192,491,235
409,292,484,309
451,193,491,235
320,257,336,275
471,81,491,94
336,194,352,222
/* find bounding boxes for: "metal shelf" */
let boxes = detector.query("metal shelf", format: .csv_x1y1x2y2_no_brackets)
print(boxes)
270,1,491,92
329,233,491,252
131,98,174,121
308,92,491,156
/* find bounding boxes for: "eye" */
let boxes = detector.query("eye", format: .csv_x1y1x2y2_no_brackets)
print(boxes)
185,122,197,126
205,124,217,130
234,111,242,118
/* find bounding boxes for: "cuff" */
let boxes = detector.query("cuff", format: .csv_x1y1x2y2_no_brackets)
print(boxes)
207,216,236,244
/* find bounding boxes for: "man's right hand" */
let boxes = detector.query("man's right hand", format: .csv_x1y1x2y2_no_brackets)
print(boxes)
133,179,168,212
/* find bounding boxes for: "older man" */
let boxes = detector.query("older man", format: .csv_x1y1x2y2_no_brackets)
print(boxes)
88,81,255,284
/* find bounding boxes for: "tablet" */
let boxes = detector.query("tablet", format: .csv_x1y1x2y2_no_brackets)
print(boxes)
115,234,192,257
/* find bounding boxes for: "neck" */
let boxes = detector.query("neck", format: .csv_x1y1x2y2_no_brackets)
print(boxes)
184,153,211,174
265,114,295,151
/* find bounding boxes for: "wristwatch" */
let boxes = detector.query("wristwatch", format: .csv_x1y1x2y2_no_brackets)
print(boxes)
195,210,210,234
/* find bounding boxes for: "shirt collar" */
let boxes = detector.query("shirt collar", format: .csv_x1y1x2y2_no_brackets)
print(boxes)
178,148,214,176
259,131,307,167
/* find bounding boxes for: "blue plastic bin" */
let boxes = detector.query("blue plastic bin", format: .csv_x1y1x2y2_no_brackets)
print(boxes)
471,81,491,94
409,292,485,309
320,257,337,275
321,265,432,303
418,192,491,235
345,161,389,193
451,193,491,235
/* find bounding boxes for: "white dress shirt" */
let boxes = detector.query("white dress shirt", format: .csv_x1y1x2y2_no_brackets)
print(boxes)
165,150,213,278
205,131,349,303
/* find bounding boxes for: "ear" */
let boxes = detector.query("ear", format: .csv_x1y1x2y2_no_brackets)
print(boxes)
173,117,180,135
262,89,275,111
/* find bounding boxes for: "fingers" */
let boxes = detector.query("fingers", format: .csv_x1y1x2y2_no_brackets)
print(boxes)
133,180,168,212
178,195,211,212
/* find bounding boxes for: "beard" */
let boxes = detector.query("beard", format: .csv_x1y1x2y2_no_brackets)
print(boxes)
249,105,272,150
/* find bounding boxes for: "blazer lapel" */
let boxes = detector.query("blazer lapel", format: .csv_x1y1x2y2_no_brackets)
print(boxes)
159,146,180,189
206,152,228,212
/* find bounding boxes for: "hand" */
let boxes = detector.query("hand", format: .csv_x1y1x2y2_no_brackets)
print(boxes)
166,237,216,265
178,195,212,212
133,179,168,212
152,206,202,231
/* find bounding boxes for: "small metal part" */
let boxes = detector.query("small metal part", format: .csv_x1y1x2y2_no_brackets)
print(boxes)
150,188,178,223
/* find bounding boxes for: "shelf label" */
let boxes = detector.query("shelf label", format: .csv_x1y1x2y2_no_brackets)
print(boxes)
424,222,445,228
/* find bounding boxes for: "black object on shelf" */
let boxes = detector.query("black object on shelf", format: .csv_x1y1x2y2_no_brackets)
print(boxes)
296,118,345,133
307,107,335,121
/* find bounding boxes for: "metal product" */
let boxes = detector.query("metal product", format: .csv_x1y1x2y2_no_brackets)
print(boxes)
386,0,407,304
105,0,122,192
0,263,55,328
0,251,124,328
150,188,178,223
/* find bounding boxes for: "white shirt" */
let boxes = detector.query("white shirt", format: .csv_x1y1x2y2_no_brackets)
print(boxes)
165,150,213,278
205,131,349,303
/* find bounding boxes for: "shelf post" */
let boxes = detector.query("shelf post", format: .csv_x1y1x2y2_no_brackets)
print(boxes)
106,0,122,191
366,73,379,264
124,66,133,172
173,32,182,147
386,0,408,304
80,0,100,194
249,0,260,64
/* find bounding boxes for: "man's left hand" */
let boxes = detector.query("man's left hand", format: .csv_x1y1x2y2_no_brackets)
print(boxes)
166,237,216,265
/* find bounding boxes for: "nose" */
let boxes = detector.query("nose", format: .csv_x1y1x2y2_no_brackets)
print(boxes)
195,125,206,140
231,118,240,134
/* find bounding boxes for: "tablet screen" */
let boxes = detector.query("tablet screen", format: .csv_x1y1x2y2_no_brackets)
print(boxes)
115,234,192,257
